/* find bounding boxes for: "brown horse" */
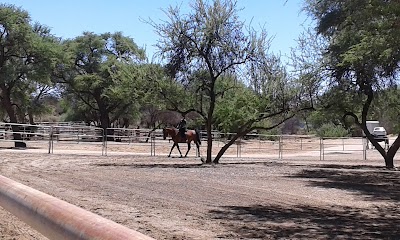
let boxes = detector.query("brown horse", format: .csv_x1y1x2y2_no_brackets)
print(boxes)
162,127,201,157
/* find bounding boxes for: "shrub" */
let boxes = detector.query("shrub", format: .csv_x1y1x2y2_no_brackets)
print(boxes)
315,123,349,138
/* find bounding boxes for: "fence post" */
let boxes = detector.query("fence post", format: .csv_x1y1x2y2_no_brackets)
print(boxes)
48,126,53,154
236,138,241,158
104,129,107,156
363,137,367,160
300,137,303,150
101,128,105,156
278,136,282,159
342,138,345,151
319,137,323,161
151,133,155,156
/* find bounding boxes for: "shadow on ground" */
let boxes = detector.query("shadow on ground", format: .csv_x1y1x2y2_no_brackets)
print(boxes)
93,160,281,169
291,164,400,202
209,204,400,239
95,162,205,168
208,164,400,239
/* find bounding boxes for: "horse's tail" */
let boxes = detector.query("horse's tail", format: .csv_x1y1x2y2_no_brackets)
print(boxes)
195,128,201,145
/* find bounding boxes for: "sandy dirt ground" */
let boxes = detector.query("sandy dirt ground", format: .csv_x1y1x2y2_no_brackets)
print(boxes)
0,140,400,239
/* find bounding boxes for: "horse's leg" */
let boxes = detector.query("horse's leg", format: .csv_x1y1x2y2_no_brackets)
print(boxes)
176,143,183,157
195,141,200,157
168,143,176,157
184,142,191,157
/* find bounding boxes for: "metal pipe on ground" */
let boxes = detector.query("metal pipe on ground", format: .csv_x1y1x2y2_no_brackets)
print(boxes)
0,175,154,240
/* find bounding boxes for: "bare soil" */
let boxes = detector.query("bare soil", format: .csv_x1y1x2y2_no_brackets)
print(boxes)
0,146,400,239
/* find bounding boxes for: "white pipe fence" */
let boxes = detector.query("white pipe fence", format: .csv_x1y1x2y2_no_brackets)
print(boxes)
0,122,389,160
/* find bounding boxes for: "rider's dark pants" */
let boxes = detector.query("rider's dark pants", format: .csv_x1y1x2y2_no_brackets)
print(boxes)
179,128,186,139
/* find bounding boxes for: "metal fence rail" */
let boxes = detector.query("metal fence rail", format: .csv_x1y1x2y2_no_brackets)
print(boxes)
0,122,395,160
0,175,154,240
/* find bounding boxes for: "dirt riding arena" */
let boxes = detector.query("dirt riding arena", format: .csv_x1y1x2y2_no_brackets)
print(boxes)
0,139,400,239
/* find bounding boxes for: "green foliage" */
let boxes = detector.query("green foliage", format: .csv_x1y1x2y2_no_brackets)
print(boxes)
258,127,281,141
214,77,261,133
58,32,149,129
305,0,400,80
315,123,349,138
369,88,400,133
59,96,97,124
0,4,62,123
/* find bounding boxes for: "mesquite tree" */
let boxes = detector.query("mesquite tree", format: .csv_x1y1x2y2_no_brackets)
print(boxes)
305,0,400,168
0,4,61,147
57,32,147,132
152,0,305,163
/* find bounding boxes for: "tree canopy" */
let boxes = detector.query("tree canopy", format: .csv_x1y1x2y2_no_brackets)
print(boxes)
57,32,149,130
0,4,61,145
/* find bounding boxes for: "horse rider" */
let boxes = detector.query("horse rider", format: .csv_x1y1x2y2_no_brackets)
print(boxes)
176,116,187,140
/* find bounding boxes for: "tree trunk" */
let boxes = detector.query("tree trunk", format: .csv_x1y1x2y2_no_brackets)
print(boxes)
28,109,35,125
213,132,244,164
95,95,112,141
385,133,400,168
0,86,25,147
205,118,213,164
359,86,396,168
363,127,396,169
205,82,217,164
99,110,112,141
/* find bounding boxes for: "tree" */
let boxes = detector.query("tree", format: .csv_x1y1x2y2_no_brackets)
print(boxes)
304,0,400,168
57,32,148,133
0,4,61,146
152,0,307,163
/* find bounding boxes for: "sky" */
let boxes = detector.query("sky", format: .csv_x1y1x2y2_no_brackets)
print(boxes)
3,0,312,62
